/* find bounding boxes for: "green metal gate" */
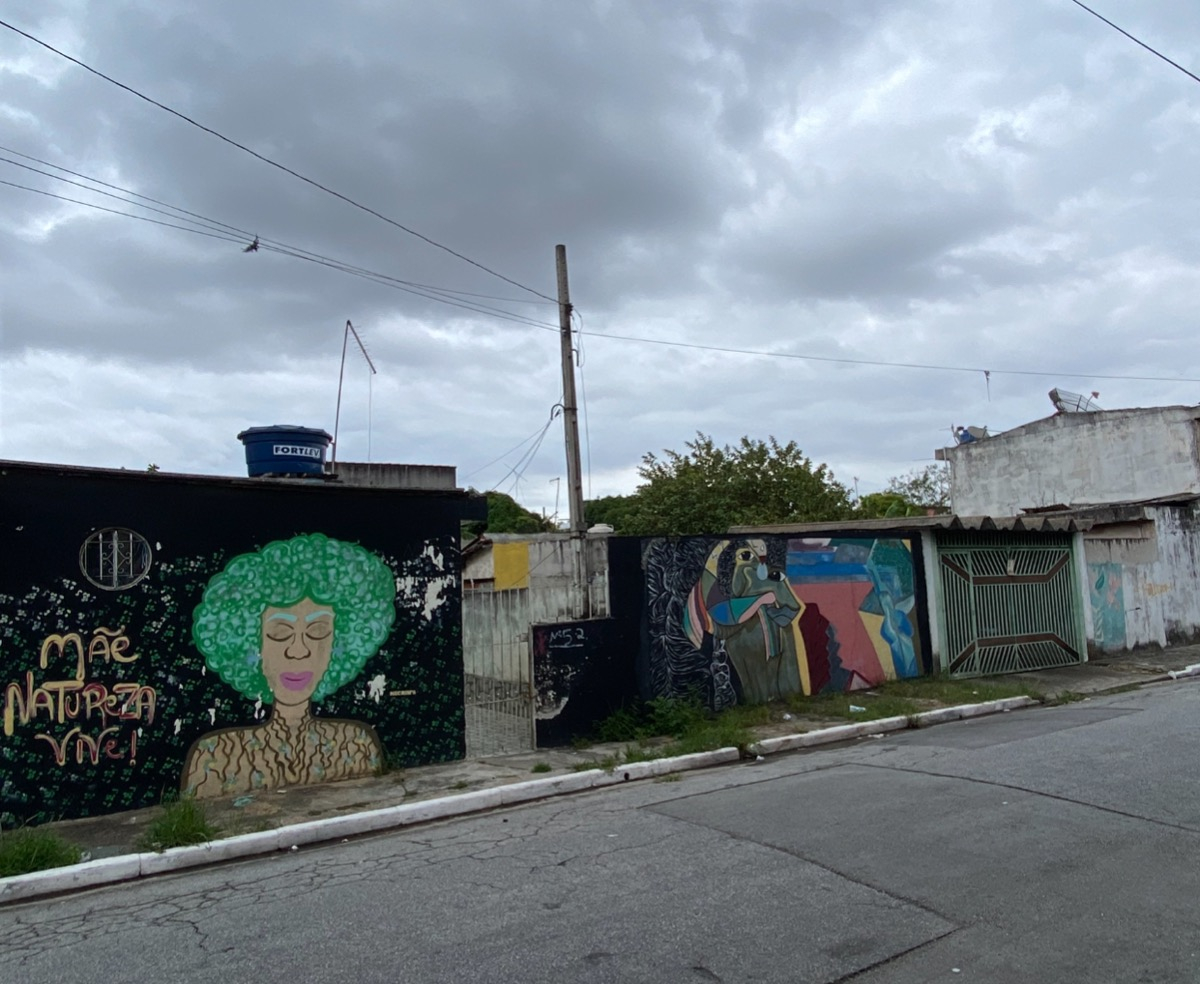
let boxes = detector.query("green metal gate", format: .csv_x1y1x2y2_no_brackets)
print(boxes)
936,532,1086,677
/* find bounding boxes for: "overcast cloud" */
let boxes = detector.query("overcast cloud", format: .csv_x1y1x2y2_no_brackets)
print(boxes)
3,0,1200,517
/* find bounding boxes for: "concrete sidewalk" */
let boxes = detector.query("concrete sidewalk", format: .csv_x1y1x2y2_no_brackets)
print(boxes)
4,644,1199,903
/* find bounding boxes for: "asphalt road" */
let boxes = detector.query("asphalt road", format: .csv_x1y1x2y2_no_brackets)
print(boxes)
4,680,1200,984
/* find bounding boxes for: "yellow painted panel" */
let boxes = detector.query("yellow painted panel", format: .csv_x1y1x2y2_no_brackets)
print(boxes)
859,611,897,681
493,542,530,591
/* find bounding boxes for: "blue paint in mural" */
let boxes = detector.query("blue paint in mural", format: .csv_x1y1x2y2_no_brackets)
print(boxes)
645,535,924,707
1089,562,1126,650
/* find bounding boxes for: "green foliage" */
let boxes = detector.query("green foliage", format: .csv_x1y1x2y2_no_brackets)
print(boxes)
0,827,82,876
595,697,708,743
530,762,552,773
583,494,642,532
882,464,950,513
855,492,926,519
594,697,754,755
137,797,220,852
464,491,555,536
627,433,854,535
782,676,1039,721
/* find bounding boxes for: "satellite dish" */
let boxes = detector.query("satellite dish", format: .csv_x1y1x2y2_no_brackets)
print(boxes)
953,425,989,444
1049,388,1101,413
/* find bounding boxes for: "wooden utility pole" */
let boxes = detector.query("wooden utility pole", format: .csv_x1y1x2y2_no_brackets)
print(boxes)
556,244,589,617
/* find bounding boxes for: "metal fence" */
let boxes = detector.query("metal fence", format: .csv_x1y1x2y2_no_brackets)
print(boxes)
936,533,1085,676
461,586,536,757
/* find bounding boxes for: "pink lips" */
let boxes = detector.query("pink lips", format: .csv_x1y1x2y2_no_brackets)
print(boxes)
279,671,314,691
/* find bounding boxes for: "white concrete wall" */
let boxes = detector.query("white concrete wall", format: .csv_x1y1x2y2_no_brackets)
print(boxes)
946,407,1200,516
918,530,944,671
1084,504,1200,650
461,534,611,684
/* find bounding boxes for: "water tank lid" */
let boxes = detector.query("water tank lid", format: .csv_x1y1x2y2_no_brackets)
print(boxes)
237,425,333,442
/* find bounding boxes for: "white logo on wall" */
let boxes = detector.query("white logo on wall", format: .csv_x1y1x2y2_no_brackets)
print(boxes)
273,444,323,459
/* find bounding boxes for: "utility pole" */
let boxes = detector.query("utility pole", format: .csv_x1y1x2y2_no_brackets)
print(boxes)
556,244,589,618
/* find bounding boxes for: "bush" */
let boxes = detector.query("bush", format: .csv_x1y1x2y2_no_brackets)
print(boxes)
138,797,220,852
0,827,82,876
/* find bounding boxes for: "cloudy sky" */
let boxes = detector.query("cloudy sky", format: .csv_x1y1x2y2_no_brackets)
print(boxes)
3,0,1200,519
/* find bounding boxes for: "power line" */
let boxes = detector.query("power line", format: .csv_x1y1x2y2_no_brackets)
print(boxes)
488,406,561,495
462,416,559,482
0,145,553,305
0,177,248,245
579,328,1200,384
0,17,558,304
7,163,1194,385
0,172,560,331
7,168,1196,386
573,309,593,500
1068,0,1200,86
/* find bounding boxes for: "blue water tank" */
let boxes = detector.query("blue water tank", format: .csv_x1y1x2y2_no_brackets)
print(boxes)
237,425,333,477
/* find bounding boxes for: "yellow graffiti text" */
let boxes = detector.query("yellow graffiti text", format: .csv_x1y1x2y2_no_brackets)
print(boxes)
4,626,153,767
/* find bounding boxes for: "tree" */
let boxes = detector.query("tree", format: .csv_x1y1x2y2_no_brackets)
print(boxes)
882,463,950,513
625,433,854,535
463,490,556,537
855,491,926,519
583,494,642,532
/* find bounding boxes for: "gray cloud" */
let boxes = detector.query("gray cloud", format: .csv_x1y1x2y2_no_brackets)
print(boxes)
4,0,1200,515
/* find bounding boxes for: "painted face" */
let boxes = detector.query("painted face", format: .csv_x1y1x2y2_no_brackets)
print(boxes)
260,598,335,705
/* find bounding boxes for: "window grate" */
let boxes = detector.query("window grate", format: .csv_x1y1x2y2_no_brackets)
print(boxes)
79,528,153,590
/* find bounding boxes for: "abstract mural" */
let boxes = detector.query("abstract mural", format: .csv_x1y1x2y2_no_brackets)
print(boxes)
643,535,924,708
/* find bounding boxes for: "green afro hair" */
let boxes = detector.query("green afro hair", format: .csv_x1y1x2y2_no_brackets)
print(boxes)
192,533,396,703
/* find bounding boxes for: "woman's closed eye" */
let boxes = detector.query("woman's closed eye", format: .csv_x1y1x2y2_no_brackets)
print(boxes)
305,622,332,642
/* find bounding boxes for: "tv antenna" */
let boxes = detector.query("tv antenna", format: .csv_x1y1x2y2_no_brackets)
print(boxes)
332,320,377,467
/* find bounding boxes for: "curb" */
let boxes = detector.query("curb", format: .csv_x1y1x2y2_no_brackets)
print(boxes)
0,748,739,906
1167,663,1200,680
747,696,1036,756
0,695,1033,905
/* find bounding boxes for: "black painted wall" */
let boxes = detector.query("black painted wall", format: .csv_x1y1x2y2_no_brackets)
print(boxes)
0,461,475,826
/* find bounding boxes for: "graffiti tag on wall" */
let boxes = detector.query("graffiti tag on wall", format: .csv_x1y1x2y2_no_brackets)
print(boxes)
644,536,923,708
3,626,154,766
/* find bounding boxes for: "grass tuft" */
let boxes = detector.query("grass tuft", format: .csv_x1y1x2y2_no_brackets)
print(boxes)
530,762,552,774
0,827,82,877
137,797,220,852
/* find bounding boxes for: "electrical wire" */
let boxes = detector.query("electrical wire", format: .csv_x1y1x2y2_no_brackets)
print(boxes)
1068,0,1200,86
6,169,1195,386
0,145,554,305
462,414,560,482
0,173,560,331
572,309,593,500
488,406,560,495
0,177,248,245
0,17,558,303
577,327,1200,384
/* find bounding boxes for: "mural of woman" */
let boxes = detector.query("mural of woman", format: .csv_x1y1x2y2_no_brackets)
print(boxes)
182,533,396,798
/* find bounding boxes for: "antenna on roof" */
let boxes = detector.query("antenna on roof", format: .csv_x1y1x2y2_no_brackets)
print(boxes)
1049,388,1102,413
332,320,378,467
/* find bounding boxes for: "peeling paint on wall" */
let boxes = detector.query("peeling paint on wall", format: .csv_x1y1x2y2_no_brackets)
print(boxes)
1088,562,1127,651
